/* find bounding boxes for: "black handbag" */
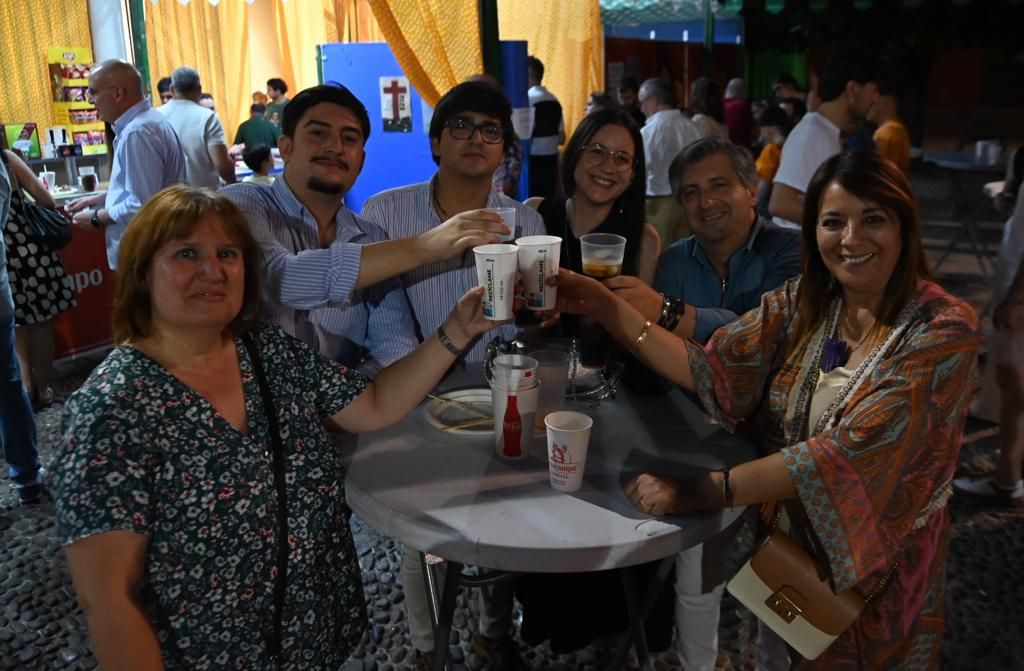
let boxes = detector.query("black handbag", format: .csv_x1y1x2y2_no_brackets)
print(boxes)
0,151,71,250
21,201,72,250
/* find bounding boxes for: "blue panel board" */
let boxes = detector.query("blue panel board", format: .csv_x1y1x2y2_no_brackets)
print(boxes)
318,42,438,213
604,18,745,45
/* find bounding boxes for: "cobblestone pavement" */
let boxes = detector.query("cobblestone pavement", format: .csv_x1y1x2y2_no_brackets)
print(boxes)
1,167,1022,670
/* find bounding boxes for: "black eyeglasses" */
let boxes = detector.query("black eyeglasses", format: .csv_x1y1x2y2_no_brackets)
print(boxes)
445,118,504,144
581,143,635,172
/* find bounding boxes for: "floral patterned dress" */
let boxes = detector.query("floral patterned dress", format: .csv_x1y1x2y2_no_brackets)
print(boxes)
686,278,980,670
52,324,369,670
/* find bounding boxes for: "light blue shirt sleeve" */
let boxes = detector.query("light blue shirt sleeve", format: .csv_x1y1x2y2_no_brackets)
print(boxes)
360,281,419,376
105,130,173,228
224,185,363,309
693,307,739,342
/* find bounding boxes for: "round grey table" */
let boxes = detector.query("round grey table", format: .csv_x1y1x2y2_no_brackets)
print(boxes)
345,366,756,669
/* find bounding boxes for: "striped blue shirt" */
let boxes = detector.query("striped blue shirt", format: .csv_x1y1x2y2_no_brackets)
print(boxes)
221,177,419,376
361,176,545,363
105,98,186,269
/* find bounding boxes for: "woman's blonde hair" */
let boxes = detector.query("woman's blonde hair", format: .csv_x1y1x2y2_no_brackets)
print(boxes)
112,185,261,344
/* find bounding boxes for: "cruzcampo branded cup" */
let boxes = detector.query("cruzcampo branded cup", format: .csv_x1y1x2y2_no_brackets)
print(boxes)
486,207,517,241
516,235,562,310
492,380,539,460
473,243,518,320
545,411,594,492
579,233,627,279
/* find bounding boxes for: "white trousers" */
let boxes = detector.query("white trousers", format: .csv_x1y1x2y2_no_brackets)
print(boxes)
399,544,513,652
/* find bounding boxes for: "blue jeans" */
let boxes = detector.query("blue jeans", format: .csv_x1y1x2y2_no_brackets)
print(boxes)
0,312,40,485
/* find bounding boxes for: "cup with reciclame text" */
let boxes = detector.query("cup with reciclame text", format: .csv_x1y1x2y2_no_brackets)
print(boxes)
530,349,569,432
545,411,593,492
516,235,561,311
474,243,518,320
492,380,539,460
486,207,516,241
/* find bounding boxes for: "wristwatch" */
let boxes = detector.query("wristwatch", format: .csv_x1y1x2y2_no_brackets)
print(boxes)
90,210,103,230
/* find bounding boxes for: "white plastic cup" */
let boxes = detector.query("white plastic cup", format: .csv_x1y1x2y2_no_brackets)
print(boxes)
493,382,539,460
38,171,55,192
486,207,517,241
516,235,562,310
491,354,538,390
579,233,627,279
530,349,569,430
474,244,519,320
545,411,594,492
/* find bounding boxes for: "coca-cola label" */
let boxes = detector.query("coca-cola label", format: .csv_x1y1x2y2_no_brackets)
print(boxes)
502,394,522,457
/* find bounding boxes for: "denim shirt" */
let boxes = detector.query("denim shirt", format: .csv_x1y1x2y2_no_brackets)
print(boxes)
654,217,801,342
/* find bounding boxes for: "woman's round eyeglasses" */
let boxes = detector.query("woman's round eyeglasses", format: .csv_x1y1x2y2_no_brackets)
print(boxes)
581,143,635,172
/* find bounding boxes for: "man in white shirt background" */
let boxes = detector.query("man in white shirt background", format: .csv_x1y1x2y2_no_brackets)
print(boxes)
159,66,235,190
770,48,880,229
639,77,702,247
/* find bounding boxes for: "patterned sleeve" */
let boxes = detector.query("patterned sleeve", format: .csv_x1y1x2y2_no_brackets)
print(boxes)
684,278,800,431
258,324,370,418
782,306,981,592
51,381,159,545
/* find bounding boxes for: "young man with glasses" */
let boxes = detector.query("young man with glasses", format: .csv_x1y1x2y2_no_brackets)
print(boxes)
361,81,545,670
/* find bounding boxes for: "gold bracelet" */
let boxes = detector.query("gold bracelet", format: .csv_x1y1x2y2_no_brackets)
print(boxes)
633,319,652,349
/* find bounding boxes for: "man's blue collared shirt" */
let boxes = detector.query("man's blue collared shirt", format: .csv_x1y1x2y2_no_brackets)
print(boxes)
104,98,186,269
221,176,418,377
654,217,801,342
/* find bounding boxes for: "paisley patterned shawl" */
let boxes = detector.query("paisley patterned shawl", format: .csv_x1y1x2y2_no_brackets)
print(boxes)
685,277,981,667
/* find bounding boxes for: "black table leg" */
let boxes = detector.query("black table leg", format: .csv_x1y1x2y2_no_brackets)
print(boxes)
420,552,448,671
608,555,675,671
430,559,464,671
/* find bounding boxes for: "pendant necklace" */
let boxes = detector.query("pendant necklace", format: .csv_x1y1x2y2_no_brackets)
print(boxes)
821,325,873,373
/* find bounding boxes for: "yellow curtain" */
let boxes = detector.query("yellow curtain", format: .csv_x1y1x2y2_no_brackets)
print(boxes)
333,0,386,43
367,0,483,107
0,0,92,137
498,0,603,141
145,0,251,146
274,0,384,96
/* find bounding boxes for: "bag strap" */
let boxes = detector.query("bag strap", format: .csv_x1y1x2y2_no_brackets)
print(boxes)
241,331,288,669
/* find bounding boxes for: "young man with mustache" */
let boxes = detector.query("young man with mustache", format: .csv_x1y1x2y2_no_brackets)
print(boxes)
222,84,508,374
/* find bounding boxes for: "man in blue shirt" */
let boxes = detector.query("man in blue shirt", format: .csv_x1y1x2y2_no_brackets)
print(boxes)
607,136,800,671
67,60,186,269
0,154,44,504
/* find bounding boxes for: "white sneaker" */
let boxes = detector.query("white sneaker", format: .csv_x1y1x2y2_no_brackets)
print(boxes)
953,476,1024,503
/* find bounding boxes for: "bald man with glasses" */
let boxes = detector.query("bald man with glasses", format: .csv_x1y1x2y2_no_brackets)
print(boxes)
67,59,185,269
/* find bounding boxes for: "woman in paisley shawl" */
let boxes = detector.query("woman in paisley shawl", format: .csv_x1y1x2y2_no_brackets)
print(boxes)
51,186,509,670
550,150,980,669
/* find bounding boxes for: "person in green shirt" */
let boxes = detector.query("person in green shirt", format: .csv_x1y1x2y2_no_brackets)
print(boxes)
234,103,281,149
265,77,290,130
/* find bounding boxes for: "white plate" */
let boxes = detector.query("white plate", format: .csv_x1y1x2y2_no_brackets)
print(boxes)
424,388,493,435
52,187,80,197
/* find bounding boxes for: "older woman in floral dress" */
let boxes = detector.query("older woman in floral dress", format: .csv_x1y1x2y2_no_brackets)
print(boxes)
52,186,507,670
551,150,980,669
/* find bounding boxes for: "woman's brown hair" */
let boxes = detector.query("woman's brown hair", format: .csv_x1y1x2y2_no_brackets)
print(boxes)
112,185,262,344
794,150,931,346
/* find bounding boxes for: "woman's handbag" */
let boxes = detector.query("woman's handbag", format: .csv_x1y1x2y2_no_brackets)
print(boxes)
726,503,896,660
21,201,72,249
